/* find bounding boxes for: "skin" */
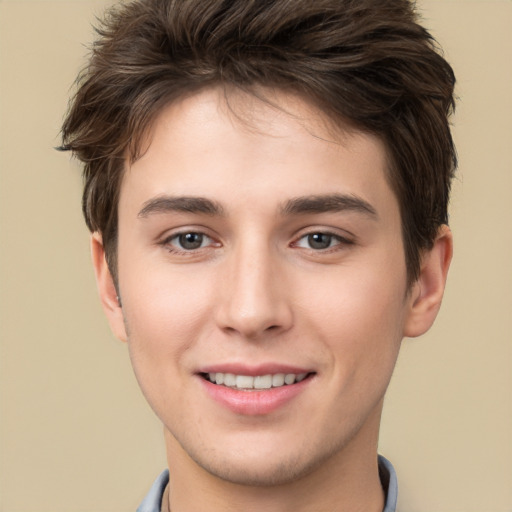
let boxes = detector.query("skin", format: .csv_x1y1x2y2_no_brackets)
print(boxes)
92,88,452,512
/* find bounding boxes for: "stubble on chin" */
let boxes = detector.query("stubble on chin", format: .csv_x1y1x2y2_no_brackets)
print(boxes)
165,418,367,489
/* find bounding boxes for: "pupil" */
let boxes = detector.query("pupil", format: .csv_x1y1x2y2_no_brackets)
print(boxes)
179,233,203,250
308,233,331,249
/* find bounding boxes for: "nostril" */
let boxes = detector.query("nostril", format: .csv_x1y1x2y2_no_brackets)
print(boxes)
215,296,293,338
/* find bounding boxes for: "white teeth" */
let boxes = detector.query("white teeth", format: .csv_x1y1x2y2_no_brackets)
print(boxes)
223,373,236,387
254,375,272,389
272,373,285,387
236,375,254,389
206,372,309,389
284,373,296,385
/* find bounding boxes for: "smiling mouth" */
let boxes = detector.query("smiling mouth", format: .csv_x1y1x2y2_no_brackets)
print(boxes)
201,372,314,390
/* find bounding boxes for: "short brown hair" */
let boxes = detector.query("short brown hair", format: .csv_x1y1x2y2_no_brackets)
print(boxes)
60,0,456,285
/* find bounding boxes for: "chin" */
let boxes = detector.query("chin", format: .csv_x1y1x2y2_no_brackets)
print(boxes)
180,431,348,488
195,453,319,487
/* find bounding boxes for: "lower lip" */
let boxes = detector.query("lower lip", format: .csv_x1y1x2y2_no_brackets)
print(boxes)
199,376,312,416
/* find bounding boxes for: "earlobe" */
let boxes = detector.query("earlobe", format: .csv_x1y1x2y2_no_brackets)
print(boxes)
403,225,453,338
90,232,128,343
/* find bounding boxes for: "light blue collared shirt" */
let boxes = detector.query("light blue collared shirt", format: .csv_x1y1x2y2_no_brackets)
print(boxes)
137,455,398,512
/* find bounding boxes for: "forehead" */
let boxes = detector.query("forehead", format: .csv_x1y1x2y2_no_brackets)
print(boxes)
120,87,396,218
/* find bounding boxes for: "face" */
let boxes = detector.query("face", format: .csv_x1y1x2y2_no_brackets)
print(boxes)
95,87,439,486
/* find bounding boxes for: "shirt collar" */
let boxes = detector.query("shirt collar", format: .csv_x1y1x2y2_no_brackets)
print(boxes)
379,454,398,512
137,455,398,512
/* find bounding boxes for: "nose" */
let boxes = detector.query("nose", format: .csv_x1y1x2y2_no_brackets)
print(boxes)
214,242,293,340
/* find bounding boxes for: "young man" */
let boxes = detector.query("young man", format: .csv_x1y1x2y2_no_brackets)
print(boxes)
60,0,456,510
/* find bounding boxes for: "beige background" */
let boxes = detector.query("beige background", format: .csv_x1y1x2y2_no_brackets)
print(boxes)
0,0,511,510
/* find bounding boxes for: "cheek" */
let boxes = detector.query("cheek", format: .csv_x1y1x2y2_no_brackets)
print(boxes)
120,283,212,424
301,262,407,379
119,266,214,383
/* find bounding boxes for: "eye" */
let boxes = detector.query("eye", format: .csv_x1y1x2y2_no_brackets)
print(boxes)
166,232,213,251
295,232,347,250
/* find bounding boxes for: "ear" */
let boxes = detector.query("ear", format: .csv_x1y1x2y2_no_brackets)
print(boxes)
90,232,128,343
403,225,453,338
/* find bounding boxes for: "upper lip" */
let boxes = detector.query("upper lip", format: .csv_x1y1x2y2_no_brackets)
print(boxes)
198,363,314,376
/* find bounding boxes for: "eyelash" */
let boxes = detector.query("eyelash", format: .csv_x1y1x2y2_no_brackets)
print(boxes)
292,231,354,252
161,231,217,254
160,229,354,256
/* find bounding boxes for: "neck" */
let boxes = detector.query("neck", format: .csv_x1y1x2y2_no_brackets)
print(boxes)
163,407,385,512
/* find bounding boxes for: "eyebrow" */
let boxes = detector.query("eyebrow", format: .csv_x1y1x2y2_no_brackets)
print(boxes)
138,196,225,218
280,194,378,218
137,193,377,219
